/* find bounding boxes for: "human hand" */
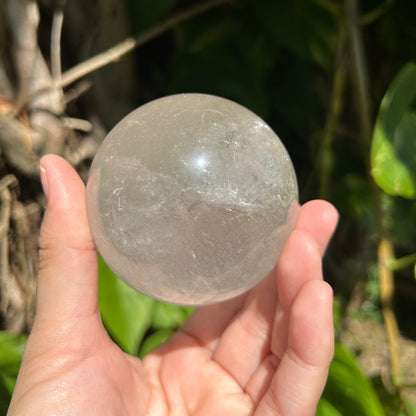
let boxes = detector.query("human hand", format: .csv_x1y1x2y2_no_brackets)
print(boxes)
7,154,338,416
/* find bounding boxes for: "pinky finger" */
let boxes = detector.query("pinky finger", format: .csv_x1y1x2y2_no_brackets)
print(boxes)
254,280,334,416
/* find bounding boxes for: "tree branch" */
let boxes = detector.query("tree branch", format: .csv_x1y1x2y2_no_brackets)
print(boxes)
0,112,41,177
51,0,66,79
6,0,39,102
58,0,230,89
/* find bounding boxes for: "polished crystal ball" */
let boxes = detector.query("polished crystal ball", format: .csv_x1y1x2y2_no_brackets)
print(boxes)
86,94,298,305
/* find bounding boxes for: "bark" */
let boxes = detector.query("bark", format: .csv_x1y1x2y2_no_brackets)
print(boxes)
0,0,137,332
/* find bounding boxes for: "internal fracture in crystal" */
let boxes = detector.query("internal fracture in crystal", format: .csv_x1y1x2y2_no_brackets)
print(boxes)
86,94,298,305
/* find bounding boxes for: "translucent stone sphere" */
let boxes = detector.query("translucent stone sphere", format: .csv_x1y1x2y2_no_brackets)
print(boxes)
86,94,298,306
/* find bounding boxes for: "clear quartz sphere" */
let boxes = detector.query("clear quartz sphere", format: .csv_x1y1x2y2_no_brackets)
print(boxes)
86,94,298,306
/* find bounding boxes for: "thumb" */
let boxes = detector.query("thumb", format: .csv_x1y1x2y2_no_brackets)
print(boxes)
35,154,98,325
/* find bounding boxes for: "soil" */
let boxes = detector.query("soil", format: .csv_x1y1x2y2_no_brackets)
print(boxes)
341,312,416,408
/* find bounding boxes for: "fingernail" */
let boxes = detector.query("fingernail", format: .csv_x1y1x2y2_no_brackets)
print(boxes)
40,165,49,200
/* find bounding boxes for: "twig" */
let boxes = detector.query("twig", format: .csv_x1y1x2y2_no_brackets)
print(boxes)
0,175,36,331
312,0,342,16
65,136,100,167
61,116,93,132
0,180,12,288
360,0,394,25
51,0,66,80
0,176,14,324
10,199,38,329
0,113,41,177
378,238,401,385
57,0,230,89
319,23,348,199
346,0,372,144
63,79,92,104
386,253,416,272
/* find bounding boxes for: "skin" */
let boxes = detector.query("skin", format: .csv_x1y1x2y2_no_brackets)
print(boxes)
7,154,338,416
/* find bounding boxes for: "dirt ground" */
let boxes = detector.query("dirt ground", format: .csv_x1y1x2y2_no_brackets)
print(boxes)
341,313,416,408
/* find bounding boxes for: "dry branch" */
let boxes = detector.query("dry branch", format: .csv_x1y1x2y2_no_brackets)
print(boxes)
0,112,40,176
51,0,66,79
0,175,24,332
2,0,66,175
58,0,230,88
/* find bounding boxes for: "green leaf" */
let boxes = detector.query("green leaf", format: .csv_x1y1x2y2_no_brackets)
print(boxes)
371,374,414,415
404,398,416,416
332,296,343,336
371,62,416,199
0,332,27,379
139,329,173,358
98,257,155,355
0,331,27,412
151,302,194,330
322,343,385,416
316,398,343,416
0,377,12,416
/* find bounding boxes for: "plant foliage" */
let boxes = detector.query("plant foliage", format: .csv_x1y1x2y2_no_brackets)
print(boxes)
1,0,416,414
371,62,416,199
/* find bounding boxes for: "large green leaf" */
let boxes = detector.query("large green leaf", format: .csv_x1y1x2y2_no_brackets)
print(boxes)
0,379,12,416
0,331,27,413
98,257,155,355
322,343,385,415
139,329,174,359
0,332,27,377
316,398,343,416
371,62,416,199
371,374,416,416
151,302,194,330
404,399,416,416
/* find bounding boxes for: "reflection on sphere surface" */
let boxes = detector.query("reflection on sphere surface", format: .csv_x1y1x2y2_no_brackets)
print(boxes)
86,94,298,305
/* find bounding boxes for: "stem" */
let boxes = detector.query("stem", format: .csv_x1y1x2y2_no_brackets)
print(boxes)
312,0,342,16
360,0,394,25
0,176,15,319
320,23,348,199
346,0,402,387
386,253,416,272
58,0,229,89
378,238,401,384
346,0,372,144
51,0,66,80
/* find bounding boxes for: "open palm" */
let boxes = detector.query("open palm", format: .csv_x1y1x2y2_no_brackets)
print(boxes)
8,155,338,416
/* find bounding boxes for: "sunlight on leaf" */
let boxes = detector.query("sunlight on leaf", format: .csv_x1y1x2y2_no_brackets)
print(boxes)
139,329,174,358
322,343,385,415
151,302,194,330
98,257,155,355
0,331,27,393
371,62,416,199
316,398,343,416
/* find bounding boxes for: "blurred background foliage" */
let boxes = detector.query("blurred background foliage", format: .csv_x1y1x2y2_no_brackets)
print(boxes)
0,0,415,414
